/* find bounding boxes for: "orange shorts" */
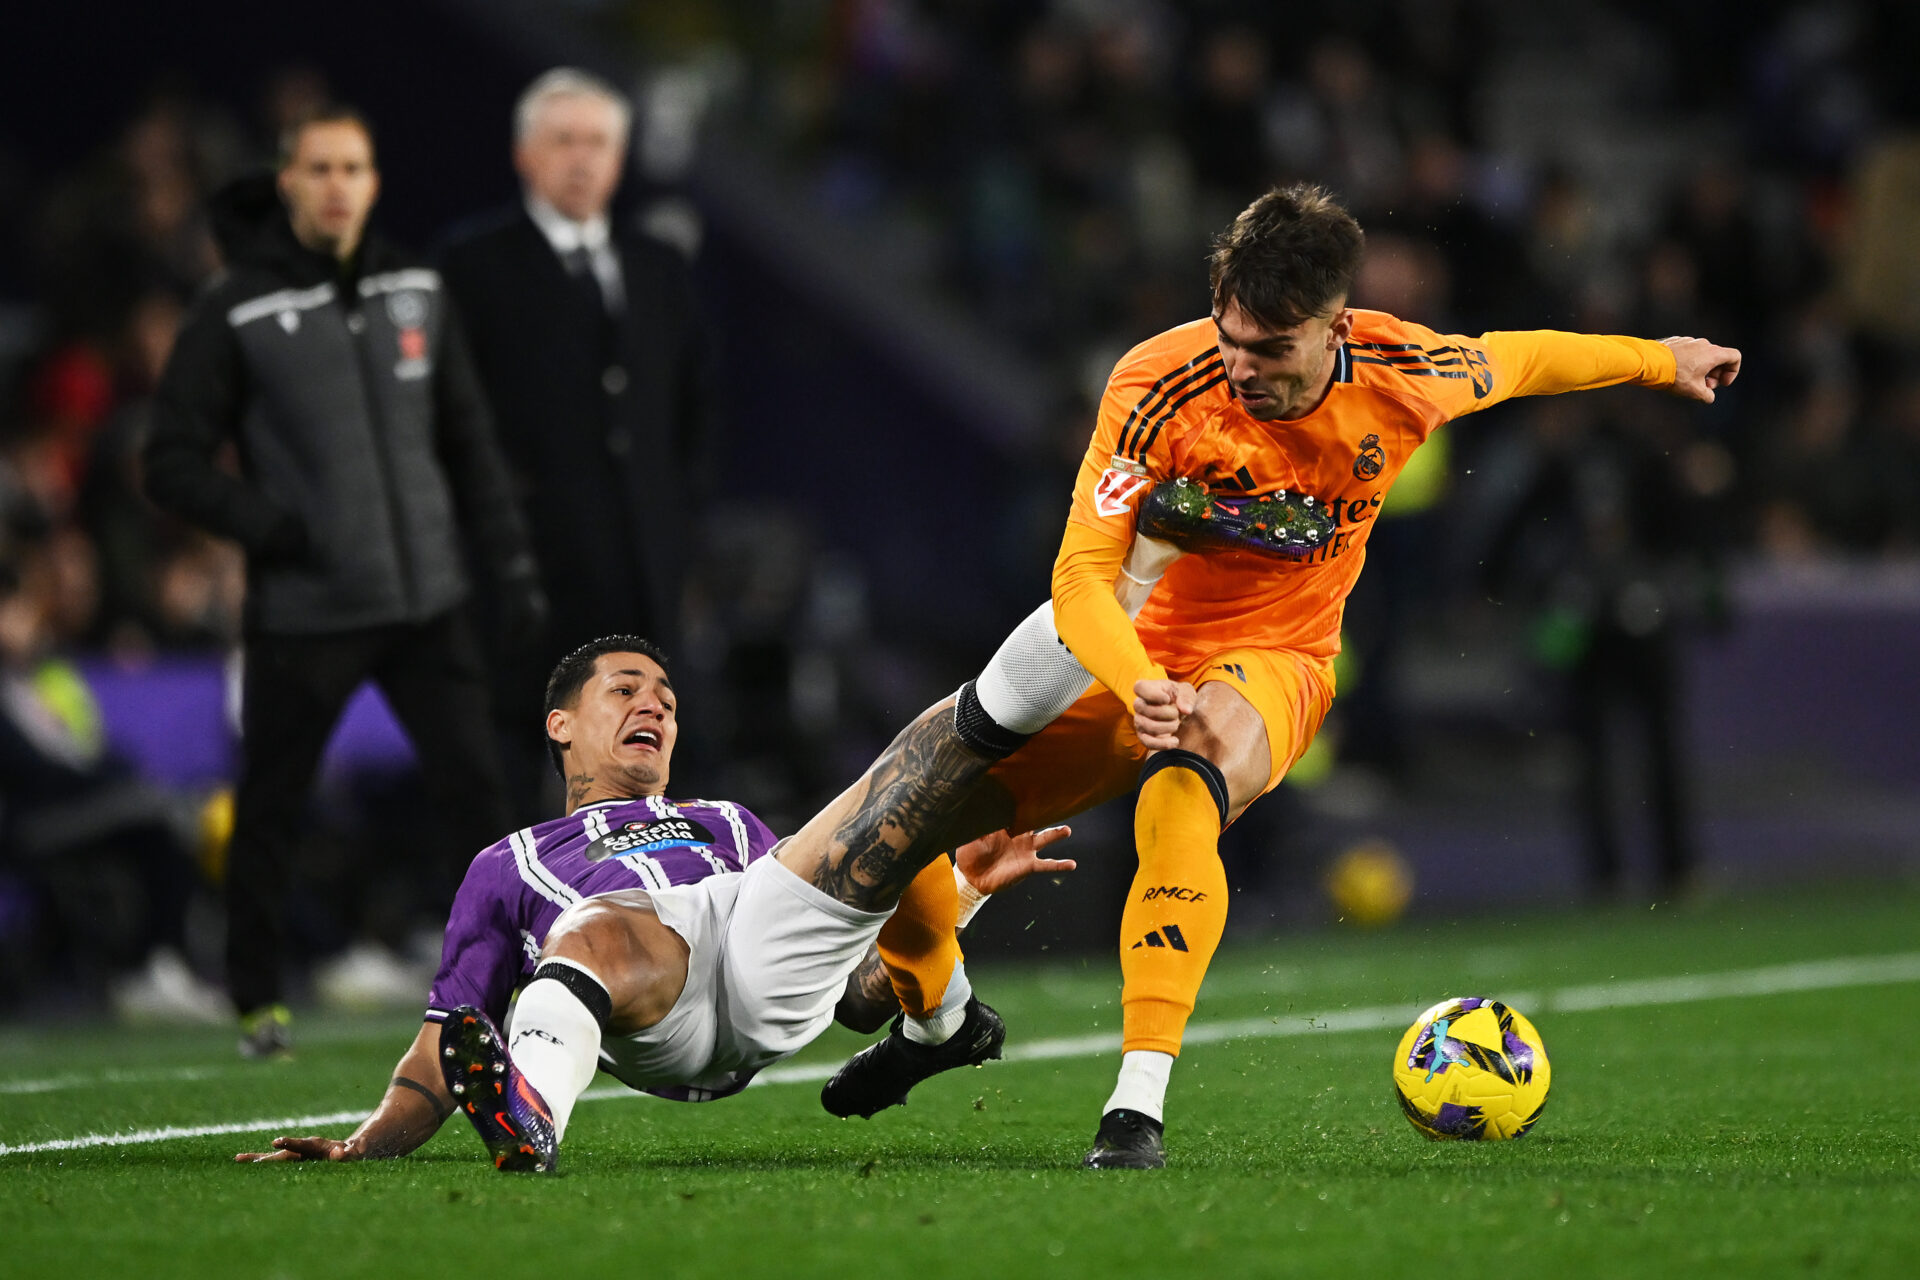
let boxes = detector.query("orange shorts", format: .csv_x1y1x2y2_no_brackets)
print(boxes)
988,645,1337,832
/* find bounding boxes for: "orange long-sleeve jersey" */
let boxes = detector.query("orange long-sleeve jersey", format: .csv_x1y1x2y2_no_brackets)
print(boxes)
1053,310,1677,704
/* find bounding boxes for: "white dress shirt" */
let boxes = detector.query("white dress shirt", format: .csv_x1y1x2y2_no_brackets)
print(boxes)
525,195,626,314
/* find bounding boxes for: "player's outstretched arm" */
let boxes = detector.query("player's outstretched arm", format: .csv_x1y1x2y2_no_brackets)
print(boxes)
1660,336,1742,403
235,1022,455,1163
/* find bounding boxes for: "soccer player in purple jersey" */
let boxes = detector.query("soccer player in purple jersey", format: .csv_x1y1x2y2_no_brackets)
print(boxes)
233,627,1100,1171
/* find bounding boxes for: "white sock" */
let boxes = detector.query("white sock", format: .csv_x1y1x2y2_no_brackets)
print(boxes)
973,603,1095,735
1103,1049,1174,1123
506,965,606,1142
902,959,973,1045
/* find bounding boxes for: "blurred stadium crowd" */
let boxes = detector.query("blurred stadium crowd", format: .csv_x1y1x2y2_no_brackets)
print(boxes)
1,0,1917,1019
706,0,1920,550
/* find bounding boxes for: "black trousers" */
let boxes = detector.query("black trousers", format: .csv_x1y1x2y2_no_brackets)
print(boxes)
1569,625,1695,896
226,608,510,1015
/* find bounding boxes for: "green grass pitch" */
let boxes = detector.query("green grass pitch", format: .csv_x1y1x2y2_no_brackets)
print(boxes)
3,885,1917,1278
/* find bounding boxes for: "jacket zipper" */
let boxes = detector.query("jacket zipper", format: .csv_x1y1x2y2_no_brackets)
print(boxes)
345,293,417,616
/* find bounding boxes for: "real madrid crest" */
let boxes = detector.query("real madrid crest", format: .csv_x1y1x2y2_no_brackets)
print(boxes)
1353,433,1386,481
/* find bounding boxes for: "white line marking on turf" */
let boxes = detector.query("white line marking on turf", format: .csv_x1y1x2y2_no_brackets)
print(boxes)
1546,952,1920,1011
0,1066,229,1096
0,1110,366,1155
5,951,1918,1157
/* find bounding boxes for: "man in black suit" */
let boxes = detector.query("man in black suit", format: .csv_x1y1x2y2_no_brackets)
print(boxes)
439,68,717,820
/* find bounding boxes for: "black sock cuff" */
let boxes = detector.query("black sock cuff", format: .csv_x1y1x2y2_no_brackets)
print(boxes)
531,961,613,1032
1140,748,1230,826
952,679,1031,759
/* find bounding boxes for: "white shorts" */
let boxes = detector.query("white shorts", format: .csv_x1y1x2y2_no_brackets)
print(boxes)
586,853,889,1100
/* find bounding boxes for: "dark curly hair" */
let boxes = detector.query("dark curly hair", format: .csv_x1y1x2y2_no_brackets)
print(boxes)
1208,183,1365,330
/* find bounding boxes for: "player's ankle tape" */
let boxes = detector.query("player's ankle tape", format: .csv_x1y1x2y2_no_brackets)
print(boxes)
953,680,1031,759
531,960,614,1032
1140,749,1230,827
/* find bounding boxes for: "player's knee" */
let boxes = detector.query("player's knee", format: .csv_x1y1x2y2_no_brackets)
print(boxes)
543,895,644,971
1186,680,1256,741
1171,685,1271,815
527,957,615,1034
1139,749,1230,827
543,893,686,1031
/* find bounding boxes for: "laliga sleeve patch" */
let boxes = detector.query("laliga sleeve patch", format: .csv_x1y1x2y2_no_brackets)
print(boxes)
1094,467,1153,518
585,817,716,862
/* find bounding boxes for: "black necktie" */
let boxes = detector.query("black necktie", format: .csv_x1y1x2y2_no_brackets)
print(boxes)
562,245,606,314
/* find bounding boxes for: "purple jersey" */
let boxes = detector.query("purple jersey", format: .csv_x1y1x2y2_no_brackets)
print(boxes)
425,795,777,1025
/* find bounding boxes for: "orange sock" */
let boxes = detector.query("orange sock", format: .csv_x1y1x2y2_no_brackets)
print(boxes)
1120,758,1229,1056
878,856,964,1018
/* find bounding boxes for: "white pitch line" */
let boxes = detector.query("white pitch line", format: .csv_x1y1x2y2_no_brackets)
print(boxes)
0,1066,231,1096
5,950,1918,1157
1,1110,366,1156
1546,952,1920,1012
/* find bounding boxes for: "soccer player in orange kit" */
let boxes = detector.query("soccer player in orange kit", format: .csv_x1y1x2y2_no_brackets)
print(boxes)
827,182,1740,1169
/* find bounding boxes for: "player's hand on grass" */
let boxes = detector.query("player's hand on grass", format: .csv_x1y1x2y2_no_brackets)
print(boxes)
955,824,1076,894
235,1135,357,1163
1661,336,1741,403
1132,678,1196,752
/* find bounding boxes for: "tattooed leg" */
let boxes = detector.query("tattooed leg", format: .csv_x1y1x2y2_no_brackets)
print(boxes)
776,683,1028,913
834,945,900,1034
787,698,988,911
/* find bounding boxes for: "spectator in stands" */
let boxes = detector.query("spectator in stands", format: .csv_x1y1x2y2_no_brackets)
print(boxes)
141,105,545,1059
35,90,229,346
0,476,224,1022
438,68,717,823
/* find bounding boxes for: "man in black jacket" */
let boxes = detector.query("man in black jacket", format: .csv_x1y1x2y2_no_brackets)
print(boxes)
438,68,717,822
144,107,546,1058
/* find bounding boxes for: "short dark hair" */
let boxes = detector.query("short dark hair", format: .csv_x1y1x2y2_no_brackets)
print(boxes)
1208,183,1365,330
542,635,672,779
277,104,377,169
